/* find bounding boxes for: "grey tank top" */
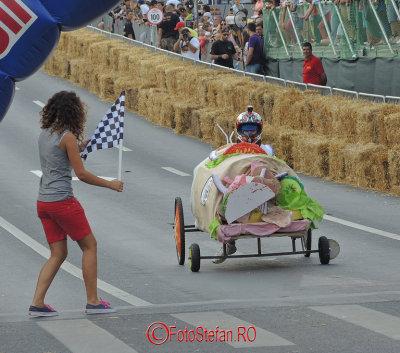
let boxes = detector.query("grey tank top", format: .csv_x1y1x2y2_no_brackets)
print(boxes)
38,129,74,202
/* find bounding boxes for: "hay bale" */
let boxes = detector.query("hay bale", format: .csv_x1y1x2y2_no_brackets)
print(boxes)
355,104,400,145
136,87,166,121
341,143,389,190
292,134,329,177
174,102,200,135
308,95,338,136
262,91,277,125
274,128,302,168
191,108,223,144
331,100,368,140
388,147,400,193
272,88,308,130
164,66,185,92
87,40,115,67
327,138,349,181
43,52,70,79
204,77,222,106
109,43,133,71
159,95,176,128
384,111,400,148
114,77,136,108
98,72,116,101
69,58,86,85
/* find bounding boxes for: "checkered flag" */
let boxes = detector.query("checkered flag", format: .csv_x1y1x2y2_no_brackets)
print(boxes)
81,91,125,160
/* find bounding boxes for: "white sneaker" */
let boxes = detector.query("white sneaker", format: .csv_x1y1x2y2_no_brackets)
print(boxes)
212,242,237,264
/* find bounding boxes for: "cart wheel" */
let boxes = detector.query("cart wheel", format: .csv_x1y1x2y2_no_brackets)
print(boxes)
174,197,185,265
303,228,312,257
189,243,200,272
318,236,330,265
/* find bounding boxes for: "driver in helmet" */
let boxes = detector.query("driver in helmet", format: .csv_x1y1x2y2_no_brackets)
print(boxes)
235,105,274,155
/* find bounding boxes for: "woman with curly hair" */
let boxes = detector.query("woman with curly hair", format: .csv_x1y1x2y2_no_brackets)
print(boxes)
29,91,124,317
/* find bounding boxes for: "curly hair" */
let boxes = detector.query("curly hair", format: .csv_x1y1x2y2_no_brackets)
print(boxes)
40,91,87,142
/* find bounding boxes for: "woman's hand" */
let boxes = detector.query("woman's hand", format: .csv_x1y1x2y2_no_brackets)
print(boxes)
79,139,90,152
108,180,124,192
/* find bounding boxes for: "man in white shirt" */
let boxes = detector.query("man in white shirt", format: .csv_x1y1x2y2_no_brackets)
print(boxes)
173,28,200,60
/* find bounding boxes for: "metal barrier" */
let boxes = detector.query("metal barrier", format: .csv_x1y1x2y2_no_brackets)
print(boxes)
307,84,332,96
286,80,307,91
358,93,386,103
244,72,265,81
264,76,286,87
385,96,400,104
332,88,359,99
86,26,400,105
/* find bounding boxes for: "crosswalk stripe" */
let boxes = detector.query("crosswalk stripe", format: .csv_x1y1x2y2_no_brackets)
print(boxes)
171,311,294,348
310,305,400,340
161,167,190,176
38,319,138,353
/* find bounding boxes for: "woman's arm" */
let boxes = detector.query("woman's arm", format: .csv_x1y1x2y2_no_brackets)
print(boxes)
60,132,124,192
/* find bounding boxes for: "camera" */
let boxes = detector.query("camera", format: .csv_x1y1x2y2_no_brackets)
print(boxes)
181,29,191,40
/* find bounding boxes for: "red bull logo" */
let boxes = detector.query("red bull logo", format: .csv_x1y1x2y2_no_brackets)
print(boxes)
0,0,38,59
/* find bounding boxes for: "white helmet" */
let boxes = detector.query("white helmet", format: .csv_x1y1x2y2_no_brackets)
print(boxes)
235,106,263,145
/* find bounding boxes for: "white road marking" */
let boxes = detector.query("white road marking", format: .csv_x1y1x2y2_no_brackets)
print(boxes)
172,311,294,348
30,170,115,181
161,167,190,176
120,146,132,152
33,100,45,108
15,87,20,91
0,216,151,307
38,319,138,353
324,215,400,241
310,305,400,340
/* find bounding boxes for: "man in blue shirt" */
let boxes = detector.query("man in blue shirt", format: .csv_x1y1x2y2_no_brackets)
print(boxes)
245,22,264,74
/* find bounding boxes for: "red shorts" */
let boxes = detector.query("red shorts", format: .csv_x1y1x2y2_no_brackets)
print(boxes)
37,197,92,244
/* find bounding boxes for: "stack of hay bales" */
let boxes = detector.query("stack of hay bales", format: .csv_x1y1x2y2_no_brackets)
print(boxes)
42,29,400,195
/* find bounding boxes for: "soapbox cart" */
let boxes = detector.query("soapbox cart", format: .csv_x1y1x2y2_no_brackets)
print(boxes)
172,142,340,273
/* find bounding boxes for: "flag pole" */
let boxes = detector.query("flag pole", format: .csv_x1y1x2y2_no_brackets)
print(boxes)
118,139,123,180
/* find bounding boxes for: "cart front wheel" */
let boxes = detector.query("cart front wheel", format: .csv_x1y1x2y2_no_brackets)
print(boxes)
318,236,330,265
189,243,200,272
174,197,185,265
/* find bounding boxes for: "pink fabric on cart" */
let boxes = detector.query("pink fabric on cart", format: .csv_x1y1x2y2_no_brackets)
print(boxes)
217,219,311,243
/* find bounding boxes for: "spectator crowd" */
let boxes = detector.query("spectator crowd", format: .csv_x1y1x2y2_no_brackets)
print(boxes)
100,0,400,72
102,0,266,73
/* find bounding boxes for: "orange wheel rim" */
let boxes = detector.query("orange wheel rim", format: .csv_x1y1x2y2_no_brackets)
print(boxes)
175,206,181,257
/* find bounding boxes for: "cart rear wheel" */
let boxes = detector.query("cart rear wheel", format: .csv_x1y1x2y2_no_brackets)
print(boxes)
303,229,312,257
318,236,330,265
174,197,185,265
189,243,200,272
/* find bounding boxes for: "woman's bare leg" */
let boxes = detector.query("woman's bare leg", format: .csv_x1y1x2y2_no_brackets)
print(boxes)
31,239,68,307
